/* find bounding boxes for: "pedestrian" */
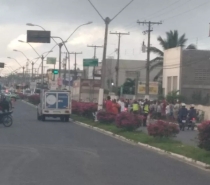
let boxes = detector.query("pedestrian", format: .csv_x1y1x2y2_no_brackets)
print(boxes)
132,100,139,114
105,96,112,113
112,99,120,115
118,98,125,112
173,100,180,121
143,99,150,127
156,102,162,119
178,103,188,131
165,103,170,121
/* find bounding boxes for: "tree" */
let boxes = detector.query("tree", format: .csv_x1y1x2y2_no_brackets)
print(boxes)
122,78,136,95
150,30,188,81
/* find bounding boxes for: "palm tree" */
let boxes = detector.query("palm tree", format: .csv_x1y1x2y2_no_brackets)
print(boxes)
150,30,187,81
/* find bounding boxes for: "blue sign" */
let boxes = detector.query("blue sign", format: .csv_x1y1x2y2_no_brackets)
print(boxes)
58,93,69,109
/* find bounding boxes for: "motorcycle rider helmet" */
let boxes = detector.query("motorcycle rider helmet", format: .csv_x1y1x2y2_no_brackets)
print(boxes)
191,104,195,108
181,103,186,107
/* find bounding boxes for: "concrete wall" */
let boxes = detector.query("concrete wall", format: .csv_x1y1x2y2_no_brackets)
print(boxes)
104,59,161,90
163,47,182,95
181,49,210,103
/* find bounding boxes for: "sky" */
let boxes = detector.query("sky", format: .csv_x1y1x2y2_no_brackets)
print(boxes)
0,0,210,76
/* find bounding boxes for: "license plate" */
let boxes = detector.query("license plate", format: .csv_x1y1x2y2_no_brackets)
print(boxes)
182,120,186,123
53,111,61,113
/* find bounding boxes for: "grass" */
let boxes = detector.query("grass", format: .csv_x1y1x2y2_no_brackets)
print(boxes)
72,114,210,165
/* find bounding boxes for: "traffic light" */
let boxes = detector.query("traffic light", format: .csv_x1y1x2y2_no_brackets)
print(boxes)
52,69,59,74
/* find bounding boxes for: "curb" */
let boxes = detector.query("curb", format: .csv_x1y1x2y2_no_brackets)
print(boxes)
74,120,210,171
21,100,37,108
21,100,210,171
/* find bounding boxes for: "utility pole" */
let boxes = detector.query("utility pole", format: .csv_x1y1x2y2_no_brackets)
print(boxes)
87,45,103,102
88,0,134,89
62,52,68,86
31,62,34,82
69,52,82,80
137,20,162,98
110,32,129,88
22,67,25,84
41,55,44,84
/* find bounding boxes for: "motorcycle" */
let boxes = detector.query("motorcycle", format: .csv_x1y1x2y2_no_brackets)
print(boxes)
187,117,196,130
179,117,187,131
0,111,13,127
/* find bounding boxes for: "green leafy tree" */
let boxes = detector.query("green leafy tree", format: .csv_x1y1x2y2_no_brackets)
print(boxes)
150,30,188,81
122,78,136,95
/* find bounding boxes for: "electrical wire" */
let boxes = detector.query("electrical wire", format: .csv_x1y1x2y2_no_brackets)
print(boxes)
149,0,193,20
163,0,210,21
146,0,182,19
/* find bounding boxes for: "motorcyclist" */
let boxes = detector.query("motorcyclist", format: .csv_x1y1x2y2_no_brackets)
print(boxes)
188,104,196,130
0,95,10,113
178,103,188,131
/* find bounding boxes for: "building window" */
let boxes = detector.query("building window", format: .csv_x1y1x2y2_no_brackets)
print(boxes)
167,77,172,94
173,76,178,91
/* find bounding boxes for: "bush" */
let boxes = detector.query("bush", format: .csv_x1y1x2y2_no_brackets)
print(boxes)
72,101,97,118
16,93,27,100
97,110,116,124
115,112,144,131
147,120,179,138
28,94,40,105
198,121,210,151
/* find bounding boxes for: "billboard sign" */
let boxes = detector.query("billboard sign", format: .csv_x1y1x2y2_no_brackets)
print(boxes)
83,59,98,67
138,82,159,95
47,57,56,65
27,30,51,43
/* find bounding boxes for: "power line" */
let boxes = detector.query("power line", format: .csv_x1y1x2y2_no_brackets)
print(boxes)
146,0,181,19
163,1,210,21
149,0,193,20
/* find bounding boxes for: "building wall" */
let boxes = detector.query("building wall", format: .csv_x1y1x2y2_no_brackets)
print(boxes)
104,59,161,90
181,49,210,102
162,47,182,96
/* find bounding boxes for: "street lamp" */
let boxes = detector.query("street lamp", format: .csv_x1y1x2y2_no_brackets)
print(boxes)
7,57,22,67
27,22,92,90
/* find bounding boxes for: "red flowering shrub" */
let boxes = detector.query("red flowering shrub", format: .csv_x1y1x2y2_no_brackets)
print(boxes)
97,110,116,124
28,94,40,105
147,120,179,138
72,101,97,118
115,112,144,131
198,121,210,151
16,93,27,100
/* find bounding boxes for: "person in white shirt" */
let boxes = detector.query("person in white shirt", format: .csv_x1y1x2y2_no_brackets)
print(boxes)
165,103,170,120
118,99,125,112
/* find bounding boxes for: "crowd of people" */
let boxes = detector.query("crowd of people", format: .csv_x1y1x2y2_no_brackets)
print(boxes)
105,96,197,130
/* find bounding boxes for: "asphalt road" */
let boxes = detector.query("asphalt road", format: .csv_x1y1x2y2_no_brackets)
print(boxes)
0,101,209,185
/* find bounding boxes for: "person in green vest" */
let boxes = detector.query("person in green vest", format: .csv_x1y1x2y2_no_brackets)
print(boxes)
132,100,139,114
143,99,150,127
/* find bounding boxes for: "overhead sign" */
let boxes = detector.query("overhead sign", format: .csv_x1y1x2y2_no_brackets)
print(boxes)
83,59,98,67
27,30,51,43
0,63,5,68
47,57,56,64
138,82,159,95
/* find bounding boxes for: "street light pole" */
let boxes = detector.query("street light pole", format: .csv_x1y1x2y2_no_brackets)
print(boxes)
32,62,34,81
41,55,44,84
58,43,63,78
23,67,25,83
